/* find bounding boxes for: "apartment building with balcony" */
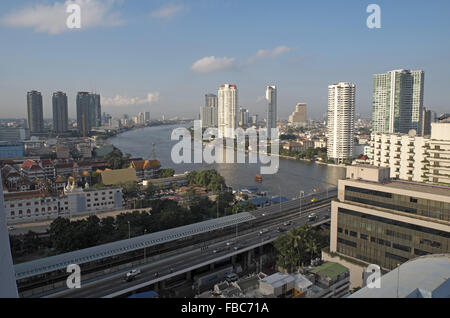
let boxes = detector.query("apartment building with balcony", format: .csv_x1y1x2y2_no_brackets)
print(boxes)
368,123,450,185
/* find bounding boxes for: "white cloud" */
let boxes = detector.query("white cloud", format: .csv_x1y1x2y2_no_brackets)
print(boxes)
249,46,294,62
1,0,124,35
150,4,185,19
190,56,236,73
102,92,160,107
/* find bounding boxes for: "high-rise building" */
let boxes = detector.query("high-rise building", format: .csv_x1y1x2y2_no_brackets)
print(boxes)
205,94,218,108
27,91,44,134
137,112,145,125
0,174,19,297
289,103,307,126
76,92,92,137
91,93,101,127
200,106,215,127
218,84,238,138
421,107,432,136
266,86,277,139
330,165,450,271
372,69,424,135
203,94,218,127
145,112,151,122
250,115,259,125
239,107,249,127
327,82,356,163
77,92,101,136
52,91,69,133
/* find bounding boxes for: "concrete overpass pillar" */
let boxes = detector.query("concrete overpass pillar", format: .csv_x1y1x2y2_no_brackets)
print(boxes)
247,250,252,267
186,270,192,281
231,255,237,266
209,263,215,271
259,246,264,255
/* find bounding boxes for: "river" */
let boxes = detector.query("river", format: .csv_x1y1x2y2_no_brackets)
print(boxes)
107,124,346,199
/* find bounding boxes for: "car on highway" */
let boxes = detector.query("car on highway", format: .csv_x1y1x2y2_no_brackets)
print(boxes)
213,247,225,254
276,227,286,233
259,228,269,235
283,221,292,226
124,269,141,282
8,226,15,231
226,241,234,246
308,213,317,221
233,244,244,251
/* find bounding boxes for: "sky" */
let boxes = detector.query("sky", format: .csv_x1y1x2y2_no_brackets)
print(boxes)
0,0,449,120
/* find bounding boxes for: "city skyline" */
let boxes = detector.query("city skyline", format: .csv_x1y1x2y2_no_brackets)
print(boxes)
1,1,450,120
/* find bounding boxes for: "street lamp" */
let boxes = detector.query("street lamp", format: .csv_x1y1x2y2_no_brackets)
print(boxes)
278,185,282,214
299,190,305,213
143,229,147,263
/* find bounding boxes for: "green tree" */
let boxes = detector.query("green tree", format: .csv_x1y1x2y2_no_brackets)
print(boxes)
232,201,257,214
158,169,175,178
121,181,140,200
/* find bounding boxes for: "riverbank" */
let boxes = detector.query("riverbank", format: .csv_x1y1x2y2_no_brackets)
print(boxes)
107,125,346,199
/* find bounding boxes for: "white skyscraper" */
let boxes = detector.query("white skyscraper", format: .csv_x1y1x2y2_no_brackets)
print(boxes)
266,86,277,139
0,174,19,297
327,82,356,163
218,84,238,138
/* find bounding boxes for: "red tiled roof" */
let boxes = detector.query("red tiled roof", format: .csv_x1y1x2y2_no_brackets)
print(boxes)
21,160,38,170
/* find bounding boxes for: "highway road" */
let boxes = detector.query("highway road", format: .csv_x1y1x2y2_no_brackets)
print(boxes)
46,203,331,298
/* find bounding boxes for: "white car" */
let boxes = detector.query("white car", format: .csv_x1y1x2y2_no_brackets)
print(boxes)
8,226,15,231
126,269,141,278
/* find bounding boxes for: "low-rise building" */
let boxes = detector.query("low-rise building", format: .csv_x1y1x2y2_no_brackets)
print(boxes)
0,141,25,159
330,165,450,271
3,180,123,223
368,122,450,185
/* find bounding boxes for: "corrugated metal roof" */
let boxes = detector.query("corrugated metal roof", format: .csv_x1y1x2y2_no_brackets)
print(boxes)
14,212,256,280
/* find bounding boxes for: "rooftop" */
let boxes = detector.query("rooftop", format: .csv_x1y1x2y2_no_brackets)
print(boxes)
101,168,138,185
260,272,295,288
346,177,450,198
309,262,349,280
350,254,450,298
